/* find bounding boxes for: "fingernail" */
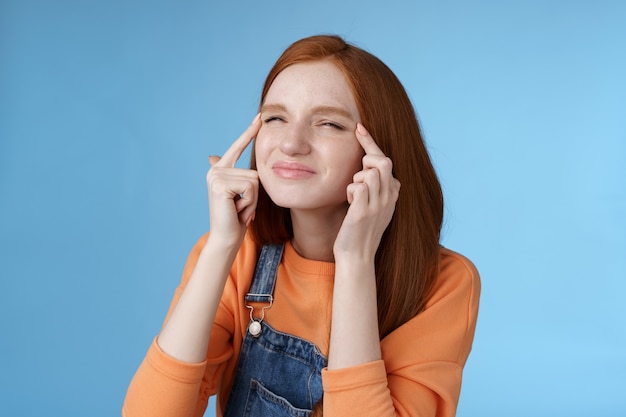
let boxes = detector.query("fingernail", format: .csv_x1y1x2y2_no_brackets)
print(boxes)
356,123,368,136
252,113,261,124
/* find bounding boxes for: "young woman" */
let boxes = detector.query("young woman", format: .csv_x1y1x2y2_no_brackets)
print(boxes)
123,35,480,417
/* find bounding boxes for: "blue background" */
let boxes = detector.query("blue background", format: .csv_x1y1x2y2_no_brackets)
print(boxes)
1,1,625,416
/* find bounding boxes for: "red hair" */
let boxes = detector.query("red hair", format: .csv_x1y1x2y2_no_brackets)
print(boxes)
250,35,443,339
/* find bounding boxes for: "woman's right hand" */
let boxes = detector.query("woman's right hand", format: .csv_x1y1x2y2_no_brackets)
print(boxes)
206,114,262,246
154,114,262,365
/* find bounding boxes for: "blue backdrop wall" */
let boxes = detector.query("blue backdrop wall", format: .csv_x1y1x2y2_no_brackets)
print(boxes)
1,1,625,416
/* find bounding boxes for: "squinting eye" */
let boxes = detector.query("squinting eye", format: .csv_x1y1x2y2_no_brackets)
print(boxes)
264,116,284,123
322,122,344,130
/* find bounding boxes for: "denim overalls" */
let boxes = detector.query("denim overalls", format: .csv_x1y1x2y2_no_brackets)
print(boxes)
223,244,328,417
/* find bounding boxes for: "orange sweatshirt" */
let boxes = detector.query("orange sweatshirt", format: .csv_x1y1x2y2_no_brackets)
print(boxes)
123,233,480,417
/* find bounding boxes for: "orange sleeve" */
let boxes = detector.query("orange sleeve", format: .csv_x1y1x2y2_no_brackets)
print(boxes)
122,234,235,417
321,249,481,417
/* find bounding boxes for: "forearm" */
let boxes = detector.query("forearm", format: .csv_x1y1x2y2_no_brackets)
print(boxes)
327,256,381,370
157,236,240,363
123,338,208,417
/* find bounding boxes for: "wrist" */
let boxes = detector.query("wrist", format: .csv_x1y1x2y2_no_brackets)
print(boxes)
333,251,376,270
206,229,245,252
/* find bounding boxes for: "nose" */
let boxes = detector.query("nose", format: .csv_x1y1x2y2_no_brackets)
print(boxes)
278,122,311,156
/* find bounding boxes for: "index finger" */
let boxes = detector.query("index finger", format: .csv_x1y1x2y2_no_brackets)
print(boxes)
355,123,385,156
217,113,262,167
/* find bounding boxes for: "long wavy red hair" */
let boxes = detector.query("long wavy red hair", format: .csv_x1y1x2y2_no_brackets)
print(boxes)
250,34,443,341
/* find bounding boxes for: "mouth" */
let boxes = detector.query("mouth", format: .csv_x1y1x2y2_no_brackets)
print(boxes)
271,161,317,179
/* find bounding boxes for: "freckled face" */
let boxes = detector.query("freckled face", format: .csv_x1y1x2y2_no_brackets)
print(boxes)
255,60,364,215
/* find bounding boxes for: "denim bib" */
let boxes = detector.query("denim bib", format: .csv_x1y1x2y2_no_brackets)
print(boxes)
223,244,327,417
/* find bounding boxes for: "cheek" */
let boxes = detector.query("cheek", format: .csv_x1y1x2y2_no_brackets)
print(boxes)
345,144,365,174
254,132,275,187
254,131,270,164
331,147,363,184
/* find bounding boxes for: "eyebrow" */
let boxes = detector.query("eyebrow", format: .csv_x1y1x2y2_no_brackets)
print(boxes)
261,103,355,120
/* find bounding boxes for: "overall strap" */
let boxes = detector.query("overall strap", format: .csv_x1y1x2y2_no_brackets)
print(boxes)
244,244,284,337
245,244,284,303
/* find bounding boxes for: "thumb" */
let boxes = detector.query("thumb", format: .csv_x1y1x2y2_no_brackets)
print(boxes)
208,155,221,166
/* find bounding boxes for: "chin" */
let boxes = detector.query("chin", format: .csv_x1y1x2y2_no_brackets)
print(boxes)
262,183,307,208
267,194,313,210
268,193,348,214
262,181,348,212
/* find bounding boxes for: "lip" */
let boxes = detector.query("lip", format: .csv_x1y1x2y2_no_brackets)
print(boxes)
271,161,317,179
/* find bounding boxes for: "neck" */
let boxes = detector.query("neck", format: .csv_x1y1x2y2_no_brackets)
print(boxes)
289,206,347,262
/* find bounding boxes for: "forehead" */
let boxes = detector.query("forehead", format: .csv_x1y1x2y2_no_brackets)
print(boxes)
264,60,359,116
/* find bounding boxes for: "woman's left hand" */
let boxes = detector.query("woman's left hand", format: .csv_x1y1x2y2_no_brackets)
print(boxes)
333,124,401,261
